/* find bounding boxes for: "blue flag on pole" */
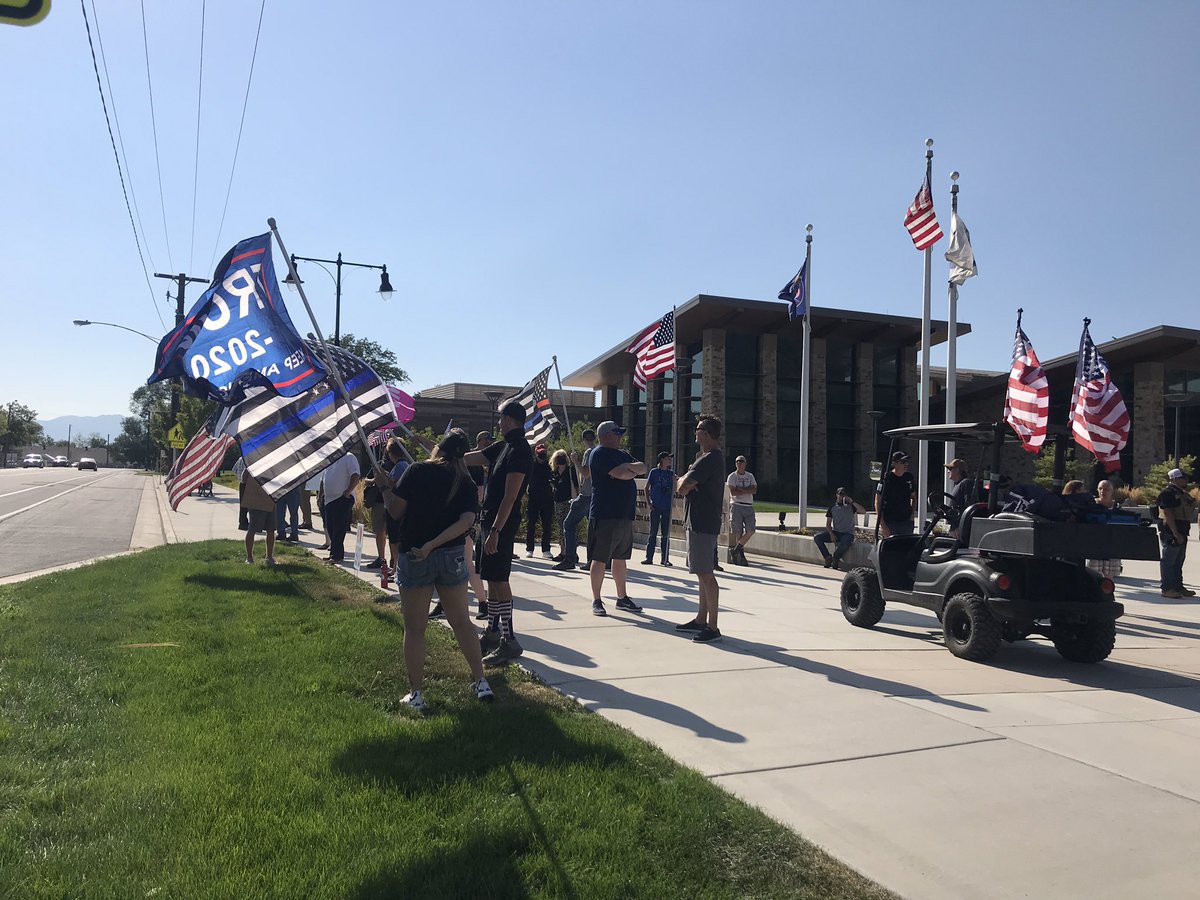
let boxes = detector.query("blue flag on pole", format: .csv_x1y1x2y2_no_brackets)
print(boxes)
147,233,326,402
779,261,807,320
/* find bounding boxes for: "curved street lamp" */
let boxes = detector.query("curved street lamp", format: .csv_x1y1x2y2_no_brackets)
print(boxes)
73,319,158,343
282,251,393,345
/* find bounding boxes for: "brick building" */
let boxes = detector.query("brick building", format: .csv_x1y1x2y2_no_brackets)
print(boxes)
408,381,597,440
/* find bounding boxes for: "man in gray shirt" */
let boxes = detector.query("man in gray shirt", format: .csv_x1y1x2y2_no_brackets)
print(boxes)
555,428,597,570
815,487,865,570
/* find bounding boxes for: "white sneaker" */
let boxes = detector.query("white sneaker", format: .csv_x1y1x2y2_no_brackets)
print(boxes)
474,678,494,703
526,550,535,557
401,690,427,712
541,550,553,559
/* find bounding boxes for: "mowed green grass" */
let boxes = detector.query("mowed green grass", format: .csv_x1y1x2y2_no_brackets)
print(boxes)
0,542,892,900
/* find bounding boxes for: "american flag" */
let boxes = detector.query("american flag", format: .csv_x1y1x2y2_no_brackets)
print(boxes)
1071,320,1129,472
904,176,943,250
1003,310,1049,453
778,261,807,320
628,310,675,389
216,340,396,498
165,417,236,510
503,365,559,446
368,428,393,448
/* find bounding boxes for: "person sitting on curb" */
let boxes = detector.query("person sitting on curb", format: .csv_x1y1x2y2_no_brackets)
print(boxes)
814,487,864,570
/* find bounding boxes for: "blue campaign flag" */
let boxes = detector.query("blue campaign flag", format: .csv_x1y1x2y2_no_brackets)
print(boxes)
779,261,807,321
147,233,326,402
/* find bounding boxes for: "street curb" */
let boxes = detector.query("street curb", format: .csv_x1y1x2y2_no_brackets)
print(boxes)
154,475,178,545
0,549,143,586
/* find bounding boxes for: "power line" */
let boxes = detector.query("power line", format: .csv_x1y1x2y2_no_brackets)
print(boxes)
87,0,157,276
79,0,165,331
188,0,206,273
141,0,174,273
209,0,267,275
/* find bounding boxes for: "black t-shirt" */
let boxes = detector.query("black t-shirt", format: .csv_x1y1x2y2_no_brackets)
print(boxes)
684,448,726,534
480,428,532,528
1158,485,1192,538
589,446,638,520
527,459,553,500
468,464,487,487
392,462,480,551
877,470,916,521
947,477,977,527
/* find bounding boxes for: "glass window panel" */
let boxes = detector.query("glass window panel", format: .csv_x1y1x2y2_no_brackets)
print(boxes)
726,333,760,374
727,399,758,423
727,374,758,400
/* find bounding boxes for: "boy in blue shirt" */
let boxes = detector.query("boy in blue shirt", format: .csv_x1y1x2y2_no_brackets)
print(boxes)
643,451,675,565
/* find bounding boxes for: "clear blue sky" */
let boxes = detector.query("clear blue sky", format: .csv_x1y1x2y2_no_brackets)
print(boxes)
3,1,1197,420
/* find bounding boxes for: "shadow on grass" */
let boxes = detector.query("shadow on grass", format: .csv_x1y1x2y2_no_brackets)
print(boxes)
332,704,627,797
350,828,534,900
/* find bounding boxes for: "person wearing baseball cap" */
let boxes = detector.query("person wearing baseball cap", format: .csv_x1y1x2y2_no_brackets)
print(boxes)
875,451,917,538
1157,467,1195,599
643,451,675,566
586,421,647,616
943,458,976,535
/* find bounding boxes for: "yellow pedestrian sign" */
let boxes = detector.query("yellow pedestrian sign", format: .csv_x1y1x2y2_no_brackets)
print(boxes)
168,424,186,449
0,1,51,27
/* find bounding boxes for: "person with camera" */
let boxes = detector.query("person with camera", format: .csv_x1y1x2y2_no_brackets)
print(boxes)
814,487,865,570
1157,467,1196,599
385,429,493,712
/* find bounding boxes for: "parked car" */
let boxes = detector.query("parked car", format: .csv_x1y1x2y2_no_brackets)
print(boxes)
22,454,44,468
77,457,98,471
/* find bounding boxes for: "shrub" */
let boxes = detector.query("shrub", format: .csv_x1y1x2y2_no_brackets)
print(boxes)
1140,455,1197,502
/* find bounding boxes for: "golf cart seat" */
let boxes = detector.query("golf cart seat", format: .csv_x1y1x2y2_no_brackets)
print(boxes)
959,501,987,547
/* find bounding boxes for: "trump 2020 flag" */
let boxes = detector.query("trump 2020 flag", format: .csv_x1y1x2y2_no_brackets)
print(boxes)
147,233,326,403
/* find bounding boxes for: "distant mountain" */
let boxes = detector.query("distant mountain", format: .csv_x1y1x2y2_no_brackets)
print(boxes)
38,415,127,442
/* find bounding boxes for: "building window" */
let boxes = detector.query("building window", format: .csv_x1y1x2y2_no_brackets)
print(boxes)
826,340,857,493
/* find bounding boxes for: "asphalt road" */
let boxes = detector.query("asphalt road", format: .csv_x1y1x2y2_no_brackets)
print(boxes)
0,466,146,579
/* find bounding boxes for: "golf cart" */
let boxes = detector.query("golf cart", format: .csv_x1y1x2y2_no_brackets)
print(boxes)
840,423,1160,663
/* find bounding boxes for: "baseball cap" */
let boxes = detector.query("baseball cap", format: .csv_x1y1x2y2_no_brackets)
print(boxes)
657,451,673,461
500,401,526,423
596,421,626,438
736,455,747,463
943,458,967,472
1168,467,1187,480
476,431,494,443
891,451,909,463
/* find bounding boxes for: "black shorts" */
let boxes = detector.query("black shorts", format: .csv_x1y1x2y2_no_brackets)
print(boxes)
477,520,518,582
587,518,634,564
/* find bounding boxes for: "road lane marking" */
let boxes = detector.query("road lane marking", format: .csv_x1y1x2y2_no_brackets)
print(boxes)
0,472,108,499
0,472,124,524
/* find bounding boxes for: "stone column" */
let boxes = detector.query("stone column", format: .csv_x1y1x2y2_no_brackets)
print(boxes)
855,342,875,491
809,337,828,488
621,372,636,431
759,334,779,483
901,346,920,426
702,329,726,422
645,379,661,459
1133,361,1166,483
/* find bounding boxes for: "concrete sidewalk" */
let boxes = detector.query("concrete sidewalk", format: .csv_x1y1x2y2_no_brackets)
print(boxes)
157,483,1200,899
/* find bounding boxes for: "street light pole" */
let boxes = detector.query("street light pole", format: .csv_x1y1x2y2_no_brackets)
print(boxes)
283,252,393,346
72,320,158,342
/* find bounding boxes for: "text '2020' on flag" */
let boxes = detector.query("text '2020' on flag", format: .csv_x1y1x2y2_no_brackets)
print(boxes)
1071,320,1130,472
503,365,559,446
627,310,675,389
165,417,236,510
904,177,944,250
147,233,326,403
217,340,396,499
779,261,807,320
1003,310,1049,453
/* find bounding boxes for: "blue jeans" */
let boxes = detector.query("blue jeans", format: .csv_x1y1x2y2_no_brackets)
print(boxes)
562,494,589,564
275,487,300,536
1160,538,1187,591
646,507,671,560
815,530,854,561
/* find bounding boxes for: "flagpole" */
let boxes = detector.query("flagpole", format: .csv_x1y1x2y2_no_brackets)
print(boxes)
551,355,576,460
267,217,388,480
917,139,933,529
798,225,813,525
944,170,960,491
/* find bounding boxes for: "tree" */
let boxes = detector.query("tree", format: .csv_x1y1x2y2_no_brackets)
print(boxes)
110,416,155,469
1033,442,1091,488
1141,455,1197,501
129,384,215,449
337,333,409,385
0,401,45,463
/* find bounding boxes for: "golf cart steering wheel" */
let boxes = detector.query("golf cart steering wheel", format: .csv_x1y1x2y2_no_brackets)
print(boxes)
928,490,954,521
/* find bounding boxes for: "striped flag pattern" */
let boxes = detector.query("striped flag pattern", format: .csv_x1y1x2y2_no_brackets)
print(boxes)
503,365,559,446
1071,321,1130,472
165,419,236,510
216,340,396,499
628,310,675,389
1003,310,1050,453
904,177,944,250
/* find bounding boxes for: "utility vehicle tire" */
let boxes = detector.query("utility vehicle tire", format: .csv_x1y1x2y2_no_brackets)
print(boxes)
841,568,885,628
1052,619,1116,663
942,592,1002,661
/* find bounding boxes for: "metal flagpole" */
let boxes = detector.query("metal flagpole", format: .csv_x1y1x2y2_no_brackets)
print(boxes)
551,355,576,460
267,217,388,480
916,140,934,529
944,170,961,491
798,225,813,525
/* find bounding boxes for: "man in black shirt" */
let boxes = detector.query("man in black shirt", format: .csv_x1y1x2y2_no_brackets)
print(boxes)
675,416,727,643
943,457,977,536
464,402,532,663
875,451,917,537
1157,467,1195,599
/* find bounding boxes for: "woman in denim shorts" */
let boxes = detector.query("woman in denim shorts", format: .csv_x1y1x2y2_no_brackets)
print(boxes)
385,429,494,711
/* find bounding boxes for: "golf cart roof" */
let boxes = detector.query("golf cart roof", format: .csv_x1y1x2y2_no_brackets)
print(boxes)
882,423,1015,444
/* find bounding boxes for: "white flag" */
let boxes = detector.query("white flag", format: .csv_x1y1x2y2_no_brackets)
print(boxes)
945,210,977,286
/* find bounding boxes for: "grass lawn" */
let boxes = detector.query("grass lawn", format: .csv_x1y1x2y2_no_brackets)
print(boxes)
0,542,893,900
